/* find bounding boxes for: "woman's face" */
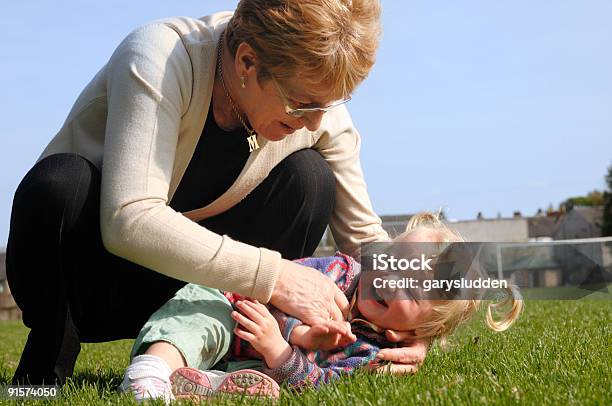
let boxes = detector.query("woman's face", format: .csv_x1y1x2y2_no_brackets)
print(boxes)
242,75,330,141
232,42,336,141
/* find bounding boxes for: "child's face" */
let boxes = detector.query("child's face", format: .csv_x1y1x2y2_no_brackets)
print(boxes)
356,286,433,333
356,228,443,334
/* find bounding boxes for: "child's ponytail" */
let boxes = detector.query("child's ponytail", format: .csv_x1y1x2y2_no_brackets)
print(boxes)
485,285,524,332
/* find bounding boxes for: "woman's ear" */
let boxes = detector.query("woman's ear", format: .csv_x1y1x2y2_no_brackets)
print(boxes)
234,42,258,77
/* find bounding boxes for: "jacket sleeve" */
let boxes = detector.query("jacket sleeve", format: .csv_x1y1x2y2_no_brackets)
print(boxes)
99,22,280,301
268,307,302,341
313,107,390,259
262,342,378,388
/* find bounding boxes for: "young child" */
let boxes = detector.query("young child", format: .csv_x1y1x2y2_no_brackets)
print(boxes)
120,212,523,402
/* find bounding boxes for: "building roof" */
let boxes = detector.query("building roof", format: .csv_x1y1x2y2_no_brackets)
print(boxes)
379,207,603,242
527,216,562,238
554,206,604,239
573,206,603,228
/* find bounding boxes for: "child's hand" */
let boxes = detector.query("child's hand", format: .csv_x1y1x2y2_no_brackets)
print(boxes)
291,320,357,351
231,299,293,369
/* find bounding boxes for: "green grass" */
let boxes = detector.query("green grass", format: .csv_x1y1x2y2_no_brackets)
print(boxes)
1,300,611,405
519,284,612,300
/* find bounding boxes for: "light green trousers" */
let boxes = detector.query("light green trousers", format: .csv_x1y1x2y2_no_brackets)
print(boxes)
131,283,263,372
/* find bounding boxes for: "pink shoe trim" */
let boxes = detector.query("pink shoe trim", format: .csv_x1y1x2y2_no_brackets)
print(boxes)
170,367,214,400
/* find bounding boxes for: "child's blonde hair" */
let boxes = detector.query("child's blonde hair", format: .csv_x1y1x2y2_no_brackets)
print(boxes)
395,211,523,344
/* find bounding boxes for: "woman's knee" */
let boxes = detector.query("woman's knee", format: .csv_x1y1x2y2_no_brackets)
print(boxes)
201,149,336,257
274,149,336,214
10,153,101,246
14,153,99,209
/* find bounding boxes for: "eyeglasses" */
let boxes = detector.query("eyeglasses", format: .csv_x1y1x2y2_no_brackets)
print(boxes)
271,75,352,119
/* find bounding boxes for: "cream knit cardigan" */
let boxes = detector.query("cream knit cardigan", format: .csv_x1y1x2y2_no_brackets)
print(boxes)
38,12,389,302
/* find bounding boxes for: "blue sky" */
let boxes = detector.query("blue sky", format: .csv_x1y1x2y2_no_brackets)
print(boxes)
1,1,611,248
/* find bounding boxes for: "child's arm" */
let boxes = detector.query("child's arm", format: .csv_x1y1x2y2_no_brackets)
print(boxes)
268,306,356,351
262,344,377,388
233,299,379,388
290,323,356,350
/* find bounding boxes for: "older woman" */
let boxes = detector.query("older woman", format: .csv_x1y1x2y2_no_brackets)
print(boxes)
6,0,427,385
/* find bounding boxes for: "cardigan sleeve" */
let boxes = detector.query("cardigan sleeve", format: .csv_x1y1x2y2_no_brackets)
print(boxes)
99,22,281,301
262,341,379,388
313,107,390,259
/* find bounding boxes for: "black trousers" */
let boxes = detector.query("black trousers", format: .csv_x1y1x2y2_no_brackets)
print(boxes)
6,150,335,385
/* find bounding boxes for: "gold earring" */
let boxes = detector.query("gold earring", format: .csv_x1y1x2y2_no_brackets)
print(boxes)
240,76,246,88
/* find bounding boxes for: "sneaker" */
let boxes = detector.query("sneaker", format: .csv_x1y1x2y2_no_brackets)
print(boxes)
119,366,175,404
170,367,280,400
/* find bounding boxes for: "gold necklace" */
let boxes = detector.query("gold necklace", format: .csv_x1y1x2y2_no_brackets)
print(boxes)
216,32,260,152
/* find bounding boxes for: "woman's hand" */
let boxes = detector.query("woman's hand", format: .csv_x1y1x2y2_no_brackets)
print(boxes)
270,259,350,325
368,332,429,375
231,299,293,369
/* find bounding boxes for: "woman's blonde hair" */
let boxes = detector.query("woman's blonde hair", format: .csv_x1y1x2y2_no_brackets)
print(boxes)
396,212,524,344
225,0,382,99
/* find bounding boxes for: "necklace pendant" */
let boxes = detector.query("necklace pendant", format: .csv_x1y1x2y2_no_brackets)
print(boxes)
247,132,260,152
